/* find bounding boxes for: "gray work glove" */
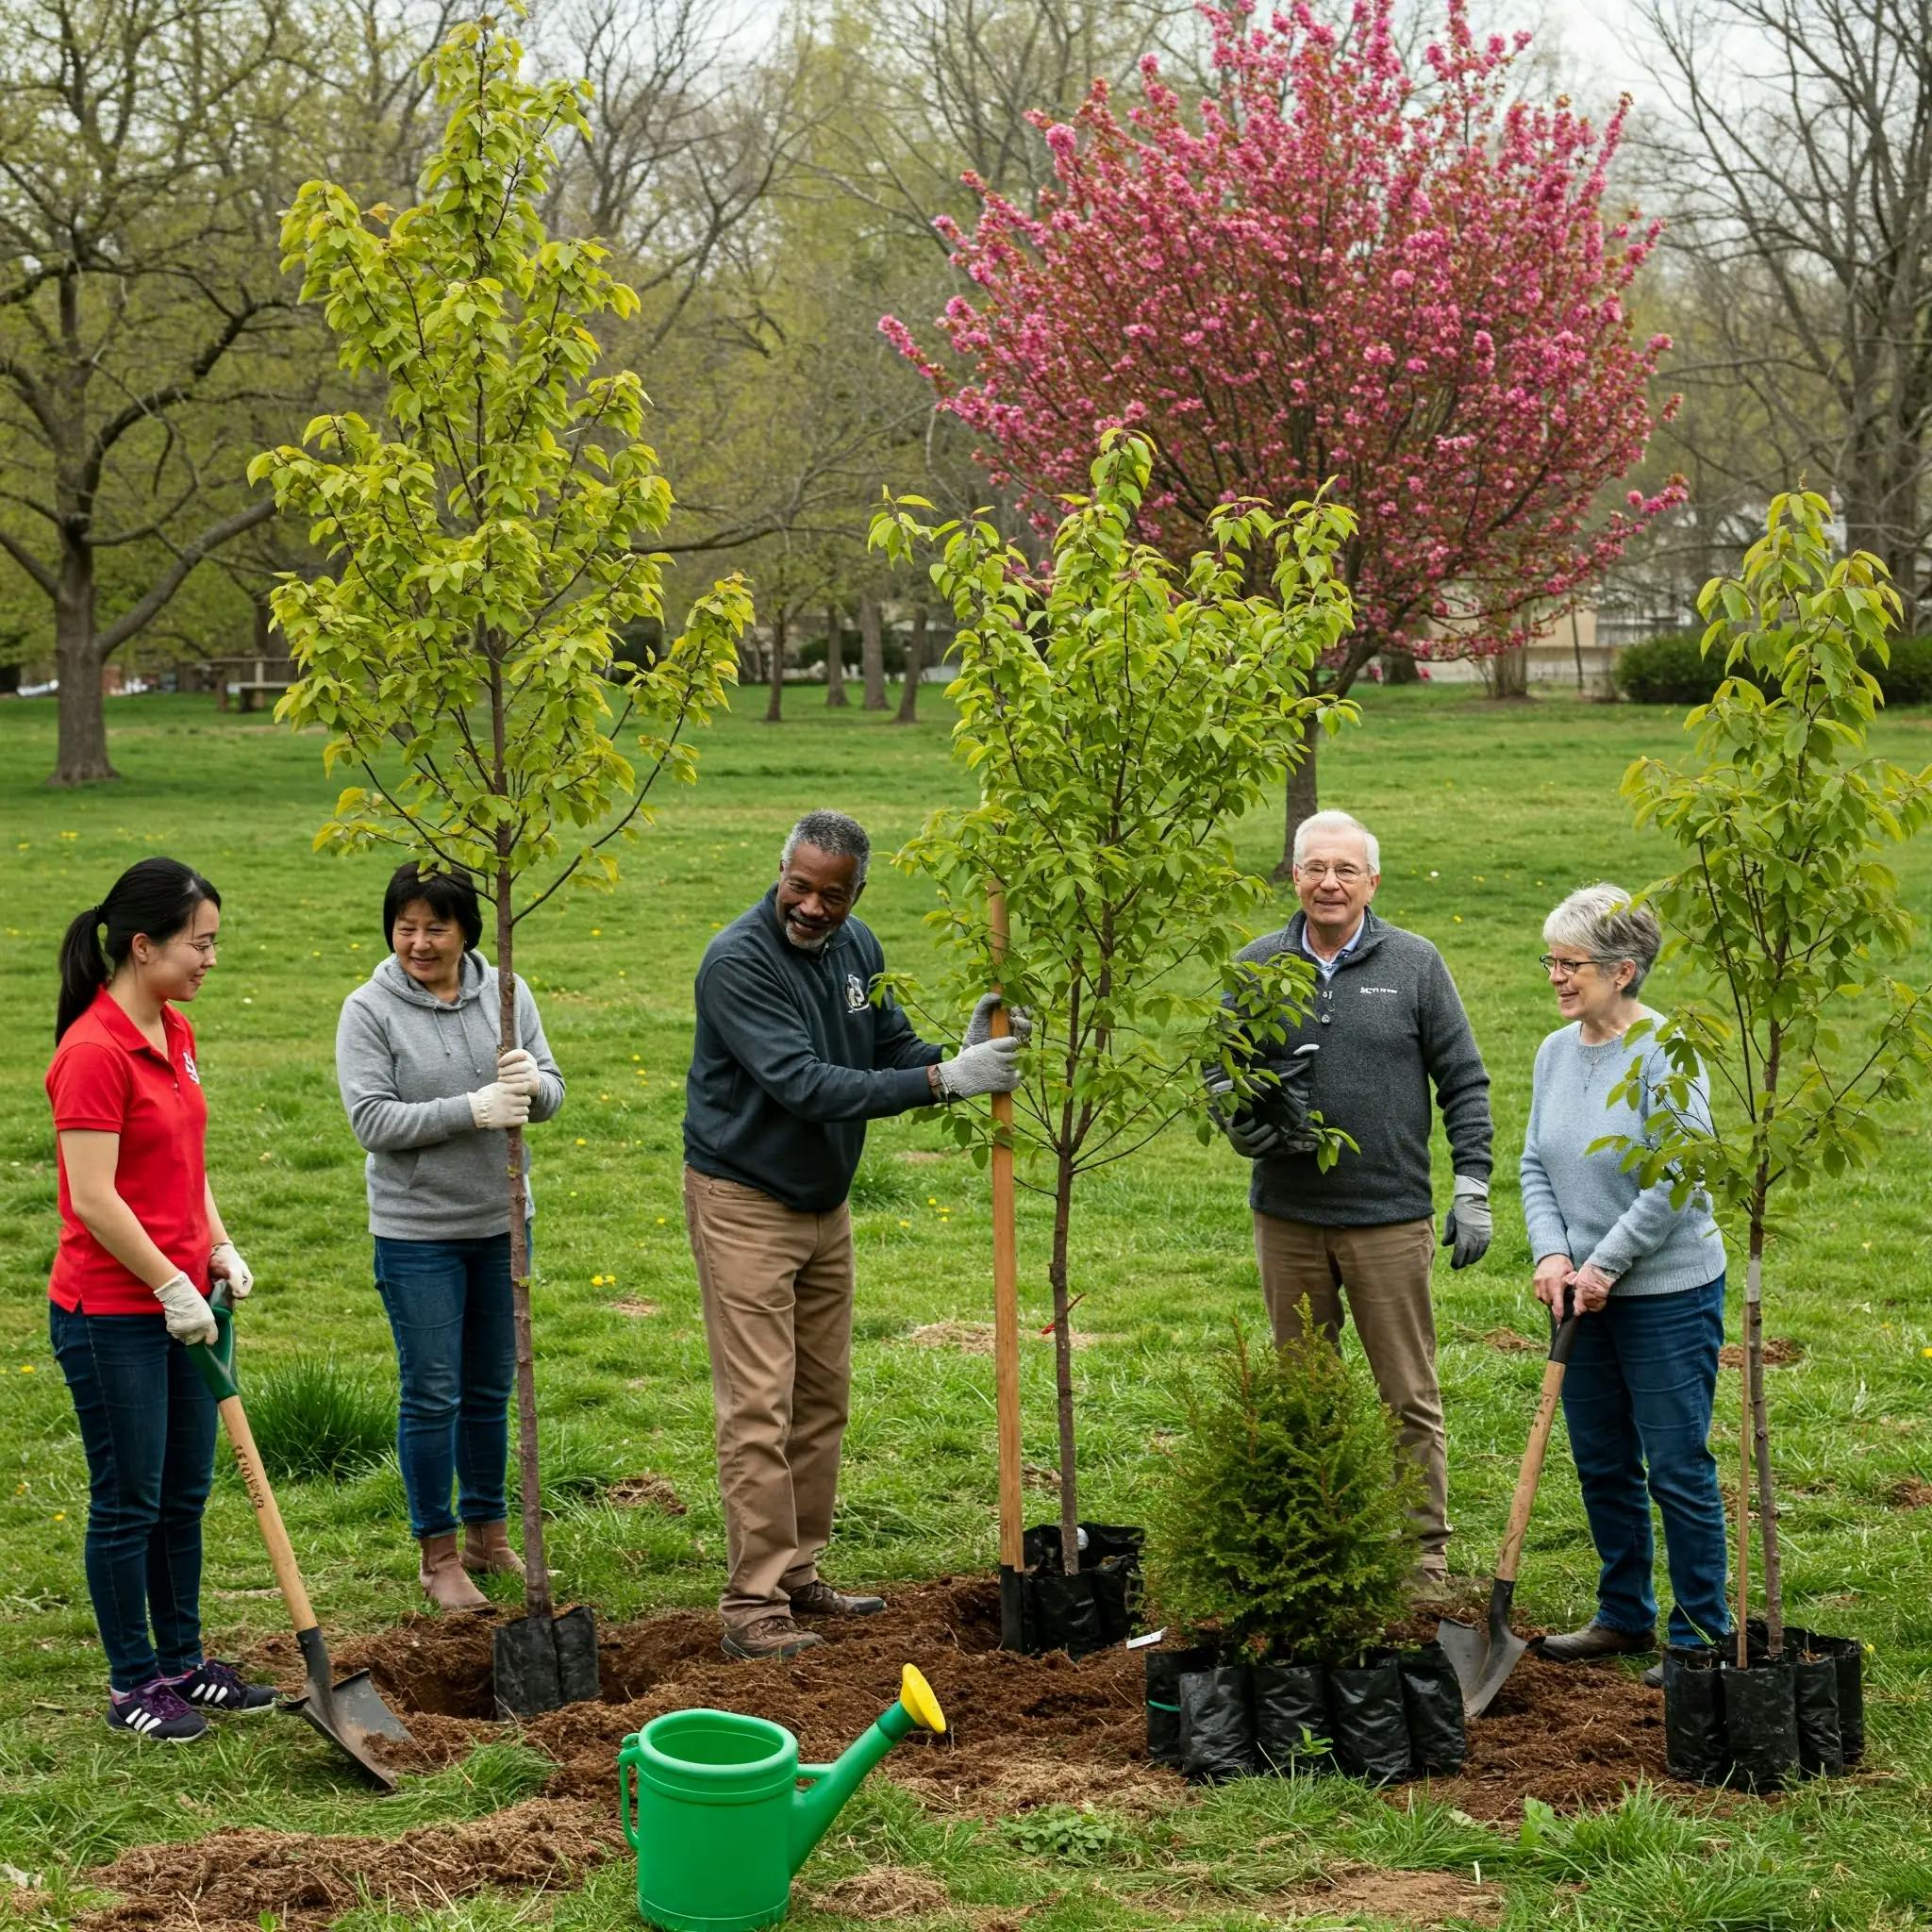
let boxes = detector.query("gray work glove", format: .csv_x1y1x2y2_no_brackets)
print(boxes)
1206,1071,1286,1158
963,992,1034,1047
153,1270,219,1345
1441,1174,1492,1270
1207,1042,1322,1159
936,1036,1024,1099
208,1241,253,1301
469,1081,532,1130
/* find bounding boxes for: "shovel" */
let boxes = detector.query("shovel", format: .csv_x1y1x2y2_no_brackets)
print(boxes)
1438,1288,1580,1719
188,1288,414,1789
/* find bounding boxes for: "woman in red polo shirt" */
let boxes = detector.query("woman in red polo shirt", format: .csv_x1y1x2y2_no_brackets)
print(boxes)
47,857,275,1744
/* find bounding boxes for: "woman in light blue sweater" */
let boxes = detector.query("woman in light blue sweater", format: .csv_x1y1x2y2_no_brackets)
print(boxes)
1521,883,1729,1671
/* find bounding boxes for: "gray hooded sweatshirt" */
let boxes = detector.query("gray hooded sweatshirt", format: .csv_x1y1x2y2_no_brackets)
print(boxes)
335,951,565,1241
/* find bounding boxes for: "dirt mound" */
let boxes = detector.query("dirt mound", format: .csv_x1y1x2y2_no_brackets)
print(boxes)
1887,1477,1932,1509
608,1474,687,1513
1483,1328,1541,1352
1719,1337,1804,1368
1292,1864,1504,1926
111,1579,1712,1932
80,1798,616,1932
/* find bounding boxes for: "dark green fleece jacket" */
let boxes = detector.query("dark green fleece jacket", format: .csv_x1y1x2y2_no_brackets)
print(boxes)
682,889,943,1212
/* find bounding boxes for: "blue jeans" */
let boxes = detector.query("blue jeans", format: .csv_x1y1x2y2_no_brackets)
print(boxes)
373,1231,520,1539
1557,1274,1732,1648
49,1305,217,1693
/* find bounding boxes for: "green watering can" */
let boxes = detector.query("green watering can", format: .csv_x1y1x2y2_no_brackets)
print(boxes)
618,1663,948,1932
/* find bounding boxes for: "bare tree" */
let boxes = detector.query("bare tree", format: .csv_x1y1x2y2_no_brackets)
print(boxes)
1639,0,1932,623
0,0,313,783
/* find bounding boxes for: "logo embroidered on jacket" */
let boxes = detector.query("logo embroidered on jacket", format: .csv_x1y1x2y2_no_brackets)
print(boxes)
181,1051,202,1083
845,973,868,1012
1357,986,1400,997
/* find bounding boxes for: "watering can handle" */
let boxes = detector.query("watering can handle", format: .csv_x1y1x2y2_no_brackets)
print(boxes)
618,1754,641,1850
796,1762,833,1785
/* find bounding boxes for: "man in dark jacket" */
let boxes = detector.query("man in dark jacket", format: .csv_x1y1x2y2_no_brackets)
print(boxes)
684,809,1024,1658
1217,809,1492,1590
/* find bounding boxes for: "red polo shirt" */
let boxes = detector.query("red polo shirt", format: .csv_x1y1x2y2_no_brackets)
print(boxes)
45,990,211,1316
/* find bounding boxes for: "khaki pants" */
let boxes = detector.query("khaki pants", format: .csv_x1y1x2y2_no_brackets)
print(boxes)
1253,1211,1450,1565
685,1167,857,1626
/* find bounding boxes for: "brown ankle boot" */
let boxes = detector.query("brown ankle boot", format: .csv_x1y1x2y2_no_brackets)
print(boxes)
419,1533,490,1612
461,1521,524,1577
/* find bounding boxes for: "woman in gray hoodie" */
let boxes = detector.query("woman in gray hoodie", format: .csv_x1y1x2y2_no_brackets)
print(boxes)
335,863,565,1609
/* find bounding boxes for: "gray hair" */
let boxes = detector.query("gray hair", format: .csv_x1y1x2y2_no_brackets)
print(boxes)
781,809,870,885
1292,809,1380,874
1542,882,1660,992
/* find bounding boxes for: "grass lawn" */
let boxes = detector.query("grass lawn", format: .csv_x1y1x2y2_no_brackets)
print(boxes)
1,685,1929,1931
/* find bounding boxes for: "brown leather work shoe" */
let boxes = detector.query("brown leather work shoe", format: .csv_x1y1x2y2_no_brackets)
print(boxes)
722,1615,825,1661
419,1533,491,1613
1537,1621,1657,1663
788,1579,887,1619
461,1521,525,1577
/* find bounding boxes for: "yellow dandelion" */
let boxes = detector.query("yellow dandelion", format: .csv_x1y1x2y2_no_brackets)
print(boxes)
591,1274,607,1286
656,1216,668,1225
18,1364,33,1374
1452,914,1464,924
1922,1346,1932,1358
898,1219,910,1229
575,1137,588,1146
53,1511,66,1521
591,927,603,937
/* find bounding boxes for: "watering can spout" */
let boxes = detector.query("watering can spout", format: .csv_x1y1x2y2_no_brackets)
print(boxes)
788,1665,946,1874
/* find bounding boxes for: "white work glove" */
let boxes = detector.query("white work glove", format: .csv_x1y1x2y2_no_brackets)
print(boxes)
153,1271,219,1345
963,993,1033,1048
936,1036,1024,1099
496,1047,541,1096
469,1081,532,1130
208,1241,254,1301
1441,1174,1492,1271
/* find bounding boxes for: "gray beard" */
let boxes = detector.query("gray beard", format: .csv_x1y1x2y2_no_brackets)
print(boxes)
783,922,832,955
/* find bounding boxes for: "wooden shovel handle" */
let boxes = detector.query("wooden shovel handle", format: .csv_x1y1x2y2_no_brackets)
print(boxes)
217,1392,318,1633
1493,1312,1579,1588
988,888,1024,1573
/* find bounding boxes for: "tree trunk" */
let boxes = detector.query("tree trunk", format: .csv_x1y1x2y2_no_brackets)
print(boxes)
1274,713,1321,880
1745,1232,1783,1654
1489,642,1529,698
51,553,116,786
859,595,887,710
764,608,787,723
1048,1159,1079,1575
1380,649,1420,685
895,604,926,723
824,601,847,707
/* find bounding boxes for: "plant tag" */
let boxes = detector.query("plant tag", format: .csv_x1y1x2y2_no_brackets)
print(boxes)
1125,1628,1166,1650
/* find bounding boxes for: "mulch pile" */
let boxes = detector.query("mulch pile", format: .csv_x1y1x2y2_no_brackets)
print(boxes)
79,1577,1702,1932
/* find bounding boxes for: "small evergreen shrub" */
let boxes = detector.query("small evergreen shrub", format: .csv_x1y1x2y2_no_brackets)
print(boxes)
245,1355,396,1482
1143,1316,1418,1661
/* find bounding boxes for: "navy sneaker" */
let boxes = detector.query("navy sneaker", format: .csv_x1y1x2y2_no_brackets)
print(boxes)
108,1678,208,1742
172,1659,276,1714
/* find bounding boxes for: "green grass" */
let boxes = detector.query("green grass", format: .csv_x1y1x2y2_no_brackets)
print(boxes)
2,687,1931,1930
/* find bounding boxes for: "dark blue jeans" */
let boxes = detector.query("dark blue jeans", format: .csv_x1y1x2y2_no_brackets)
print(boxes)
1558,1274,1732,1648
373,1231,520,1540
49,1305,218,1693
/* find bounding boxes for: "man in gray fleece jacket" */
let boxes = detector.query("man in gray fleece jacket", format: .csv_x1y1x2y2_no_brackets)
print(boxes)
1217,810,1492,1587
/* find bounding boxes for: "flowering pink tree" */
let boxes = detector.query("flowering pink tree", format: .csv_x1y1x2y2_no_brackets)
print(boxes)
884,0,1681,860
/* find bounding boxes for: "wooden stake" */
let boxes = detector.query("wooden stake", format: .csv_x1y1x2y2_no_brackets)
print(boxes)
988,888,1024,1645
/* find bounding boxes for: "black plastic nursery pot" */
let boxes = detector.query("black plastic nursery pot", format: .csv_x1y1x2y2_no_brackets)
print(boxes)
1662,1644,1729,1786
1145,1645,1217,1771
1397,1641,1468,1776
1721,1656,1802,1791
1324,1648,1415,1786
1177,1664,1260,1782
1254,1659,1331,1774
1019,1523,1143,1658
1801,1631,1865,1765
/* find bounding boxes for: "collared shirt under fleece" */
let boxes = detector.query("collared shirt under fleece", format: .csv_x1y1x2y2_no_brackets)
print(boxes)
1237,908,1492,1228
683,889,944,1213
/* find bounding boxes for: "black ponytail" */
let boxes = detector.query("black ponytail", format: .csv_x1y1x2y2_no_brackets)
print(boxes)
57,858,221,1042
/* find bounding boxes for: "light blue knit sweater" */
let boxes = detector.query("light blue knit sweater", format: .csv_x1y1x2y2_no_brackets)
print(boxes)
1519,1014,1726,1297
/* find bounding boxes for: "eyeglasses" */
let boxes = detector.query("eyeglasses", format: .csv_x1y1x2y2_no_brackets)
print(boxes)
1296,861,1367,883
175,936,220,959
1539,954,1594,978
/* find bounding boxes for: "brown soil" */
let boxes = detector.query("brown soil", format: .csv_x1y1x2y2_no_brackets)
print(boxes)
1718,1337,1804,1368
1290,1864,1505,1926
902,1322,1096,1354
1483,1327,1541,1352
609,1298,660,1318
1887,1476,1932,1509
106,1579,1713,1932
607,1474,687,1514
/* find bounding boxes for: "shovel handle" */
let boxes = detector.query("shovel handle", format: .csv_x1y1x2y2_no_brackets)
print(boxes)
217,1391,318,1633
1493,1307,1580,1587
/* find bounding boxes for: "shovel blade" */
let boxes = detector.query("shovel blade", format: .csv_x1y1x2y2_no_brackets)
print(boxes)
289,1671,411,1792
493,1605,602,1719
1437,1613,1529,1719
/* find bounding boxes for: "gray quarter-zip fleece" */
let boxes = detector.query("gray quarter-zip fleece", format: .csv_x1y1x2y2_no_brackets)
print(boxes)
1237,909,1491,1227
335,951,565,1240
